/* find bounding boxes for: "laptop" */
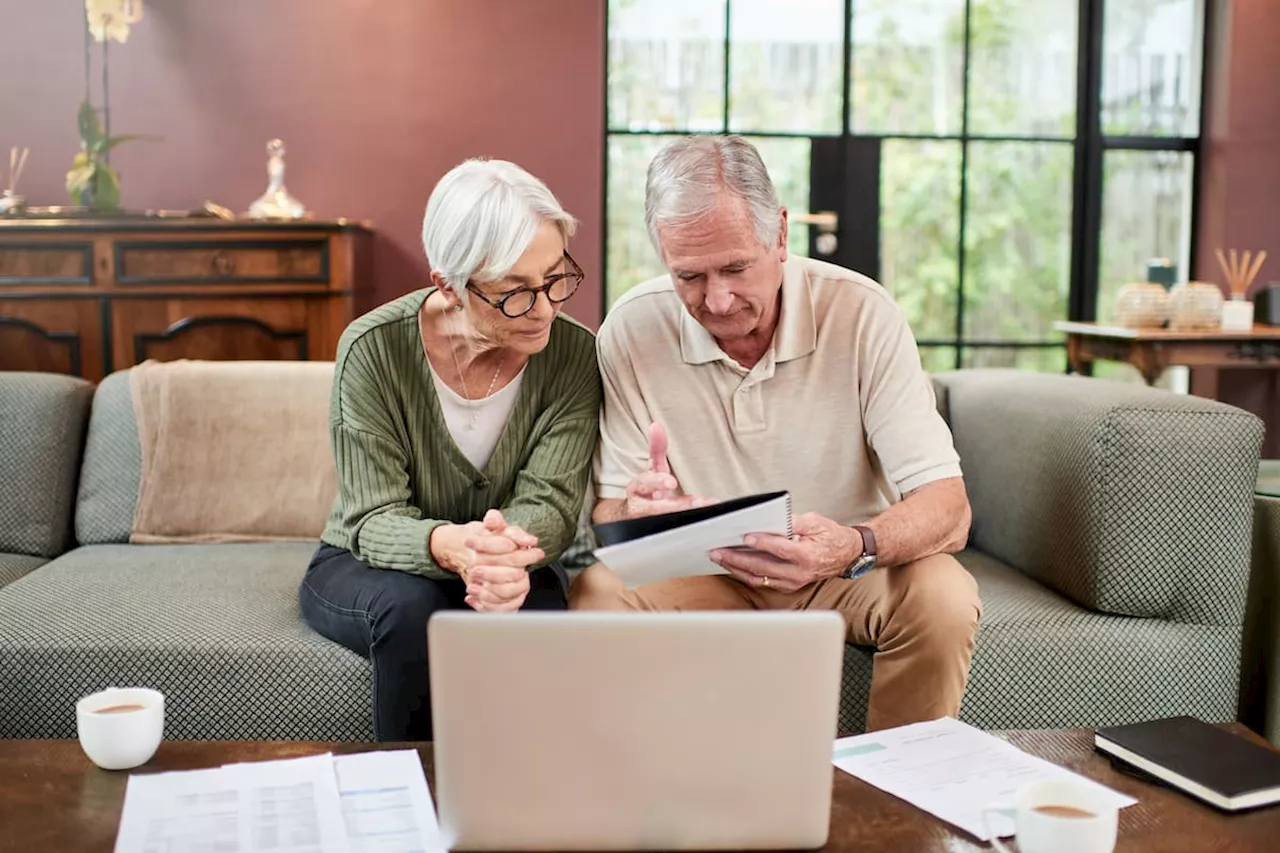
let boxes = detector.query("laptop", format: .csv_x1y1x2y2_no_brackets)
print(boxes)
428,611,845,851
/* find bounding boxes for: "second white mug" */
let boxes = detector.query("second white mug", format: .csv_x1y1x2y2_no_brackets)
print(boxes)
983,778,1118,853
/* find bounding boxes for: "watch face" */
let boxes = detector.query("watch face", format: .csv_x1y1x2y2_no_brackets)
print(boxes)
847,554,876,580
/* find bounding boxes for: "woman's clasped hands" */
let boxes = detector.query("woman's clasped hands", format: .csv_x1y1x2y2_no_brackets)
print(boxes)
431,509,543,612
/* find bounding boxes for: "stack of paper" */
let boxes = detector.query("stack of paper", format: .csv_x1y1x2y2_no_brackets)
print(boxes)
831,717,1137,840
114,749,444,853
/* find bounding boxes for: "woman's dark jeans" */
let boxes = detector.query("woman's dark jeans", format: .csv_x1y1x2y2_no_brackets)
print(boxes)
299,543,567,740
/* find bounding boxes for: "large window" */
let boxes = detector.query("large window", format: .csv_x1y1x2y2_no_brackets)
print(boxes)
605,0,1205,371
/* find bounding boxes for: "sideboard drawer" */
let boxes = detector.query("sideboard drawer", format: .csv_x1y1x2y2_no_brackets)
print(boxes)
115,240,329,284
0,243,93,285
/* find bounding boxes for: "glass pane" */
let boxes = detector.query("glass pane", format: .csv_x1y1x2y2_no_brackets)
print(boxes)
607,0,727,132
606,135,670,307
920,346,958,373
744,137,811,258
967,0,1077,137
1102,0,1204,136
728,0,844,133
881,139,962,341
1092,360,1150,384
851,0,965,135
1096,150,1194,323
963,141,1074,342
962,346,1067,372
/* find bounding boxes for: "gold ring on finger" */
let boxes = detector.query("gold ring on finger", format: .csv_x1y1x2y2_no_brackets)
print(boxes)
761,575,771,589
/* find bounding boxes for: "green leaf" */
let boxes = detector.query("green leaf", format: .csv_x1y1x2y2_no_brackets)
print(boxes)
91,133,163,157
77,101,104,149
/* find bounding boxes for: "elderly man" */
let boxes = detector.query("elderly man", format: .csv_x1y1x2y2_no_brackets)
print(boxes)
570,135,982,731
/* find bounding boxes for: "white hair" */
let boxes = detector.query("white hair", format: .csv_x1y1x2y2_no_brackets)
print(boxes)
644,135,782,251
422,158,577,300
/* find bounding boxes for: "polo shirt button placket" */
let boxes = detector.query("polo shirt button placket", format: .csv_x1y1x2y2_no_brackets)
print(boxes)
732,382,767,433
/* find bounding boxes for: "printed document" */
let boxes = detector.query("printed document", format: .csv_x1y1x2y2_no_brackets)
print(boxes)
831,717,1136,840
114,750,443,853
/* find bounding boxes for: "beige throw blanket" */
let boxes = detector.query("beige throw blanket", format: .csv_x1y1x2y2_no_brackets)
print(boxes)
129,359,337,543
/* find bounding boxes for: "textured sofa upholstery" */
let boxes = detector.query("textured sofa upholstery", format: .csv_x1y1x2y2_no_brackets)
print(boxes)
0,366,1265,740
0,372,93,590
838,370,1264,733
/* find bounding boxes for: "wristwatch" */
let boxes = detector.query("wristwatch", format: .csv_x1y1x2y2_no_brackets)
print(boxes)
842,525,877,580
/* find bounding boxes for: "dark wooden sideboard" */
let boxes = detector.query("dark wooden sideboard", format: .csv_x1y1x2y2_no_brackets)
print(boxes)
0,217,372,381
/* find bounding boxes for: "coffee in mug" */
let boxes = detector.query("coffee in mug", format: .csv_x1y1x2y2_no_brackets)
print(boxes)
95,703,146,715
1031,804,1096,819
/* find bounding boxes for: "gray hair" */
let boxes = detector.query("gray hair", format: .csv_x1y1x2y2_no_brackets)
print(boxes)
644,135,782,252
422,158,577,299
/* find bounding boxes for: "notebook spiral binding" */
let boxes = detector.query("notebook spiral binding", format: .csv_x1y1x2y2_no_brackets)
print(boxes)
785,493,794,537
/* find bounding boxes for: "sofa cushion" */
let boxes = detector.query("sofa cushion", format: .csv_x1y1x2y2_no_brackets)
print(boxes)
0,372,93,556
0,542,372,740
75,371,142,545
0,553,45,589
837,549,1243,734
935,369,1261,623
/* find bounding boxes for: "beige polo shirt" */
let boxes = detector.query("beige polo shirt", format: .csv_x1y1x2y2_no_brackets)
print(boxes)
594,256,962,526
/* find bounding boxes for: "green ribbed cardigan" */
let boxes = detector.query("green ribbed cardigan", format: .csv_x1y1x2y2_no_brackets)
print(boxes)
319,289,602,579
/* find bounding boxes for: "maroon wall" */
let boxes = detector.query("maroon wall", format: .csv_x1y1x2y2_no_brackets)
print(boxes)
1195,0,1280,456
0,0,605,324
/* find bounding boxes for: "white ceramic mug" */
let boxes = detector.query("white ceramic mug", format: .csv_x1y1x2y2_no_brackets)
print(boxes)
75,687,165,770
982,779,1118,853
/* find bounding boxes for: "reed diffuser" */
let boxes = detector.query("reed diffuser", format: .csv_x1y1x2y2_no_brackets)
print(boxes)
0,147,29,214
1216,248,1267,331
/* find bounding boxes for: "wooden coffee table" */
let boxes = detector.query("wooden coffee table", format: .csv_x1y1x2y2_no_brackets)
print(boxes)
3,726,1279,852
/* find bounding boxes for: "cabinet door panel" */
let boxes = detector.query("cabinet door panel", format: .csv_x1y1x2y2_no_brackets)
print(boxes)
0,299,105,380
114,298,312,366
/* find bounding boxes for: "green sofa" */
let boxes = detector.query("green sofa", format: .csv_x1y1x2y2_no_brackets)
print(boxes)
838,370,1263,733
0,367,1264,740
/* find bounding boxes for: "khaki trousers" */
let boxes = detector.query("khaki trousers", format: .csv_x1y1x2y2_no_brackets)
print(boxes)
569,554,982,732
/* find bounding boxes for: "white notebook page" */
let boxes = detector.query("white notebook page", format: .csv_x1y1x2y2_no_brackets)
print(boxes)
593,493,792,588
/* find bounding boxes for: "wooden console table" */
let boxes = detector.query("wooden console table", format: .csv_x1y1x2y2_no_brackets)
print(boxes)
0,217,372,381
1056,320,1280,397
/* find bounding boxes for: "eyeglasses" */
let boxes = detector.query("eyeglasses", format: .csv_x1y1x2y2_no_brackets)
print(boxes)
466,252,584,318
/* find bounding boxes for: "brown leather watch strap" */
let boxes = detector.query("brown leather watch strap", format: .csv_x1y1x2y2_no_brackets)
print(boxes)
853,525,876,558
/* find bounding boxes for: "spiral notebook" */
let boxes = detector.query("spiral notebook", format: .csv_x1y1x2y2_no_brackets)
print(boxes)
592,491,793,588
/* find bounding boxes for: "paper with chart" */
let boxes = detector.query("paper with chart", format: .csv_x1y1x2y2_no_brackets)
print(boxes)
592,491,792,587
334,750,445,853
115,753,349,853
831,717,1137,840
114,751,443,853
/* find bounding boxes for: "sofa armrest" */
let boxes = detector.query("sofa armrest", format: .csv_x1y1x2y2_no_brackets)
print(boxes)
933,369,1262,625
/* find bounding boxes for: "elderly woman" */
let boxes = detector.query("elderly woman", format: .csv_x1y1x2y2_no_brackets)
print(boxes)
300,159,601,741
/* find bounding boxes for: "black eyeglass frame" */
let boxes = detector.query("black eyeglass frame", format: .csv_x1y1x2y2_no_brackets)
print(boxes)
465,251,585,318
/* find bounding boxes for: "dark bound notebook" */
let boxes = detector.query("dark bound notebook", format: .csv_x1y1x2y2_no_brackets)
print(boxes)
1094,716,1280,811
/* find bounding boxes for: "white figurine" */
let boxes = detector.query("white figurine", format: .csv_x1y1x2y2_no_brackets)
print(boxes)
248,139,306,220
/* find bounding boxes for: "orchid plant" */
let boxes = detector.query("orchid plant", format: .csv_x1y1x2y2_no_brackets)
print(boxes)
67,0,157,211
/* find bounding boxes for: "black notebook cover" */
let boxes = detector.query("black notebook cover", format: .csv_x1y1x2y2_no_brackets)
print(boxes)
1094,716,1280,810
592,491,790,547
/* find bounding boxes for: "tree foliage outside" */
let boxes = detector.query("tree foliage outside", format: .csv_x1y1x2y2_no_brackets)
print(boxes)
606,0,1199,373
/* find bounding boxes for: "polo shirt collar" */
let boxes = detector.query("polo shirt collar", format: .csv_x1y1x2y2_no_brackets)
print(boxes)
679,257,816,366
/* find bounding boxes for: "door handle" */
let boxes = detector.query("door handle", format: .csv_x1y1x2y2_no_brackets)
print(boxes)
790,211,838,232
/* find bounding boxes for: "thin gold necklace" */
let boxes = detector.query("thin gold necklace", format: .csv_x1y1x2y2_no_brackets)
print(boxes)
447,307,504,431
